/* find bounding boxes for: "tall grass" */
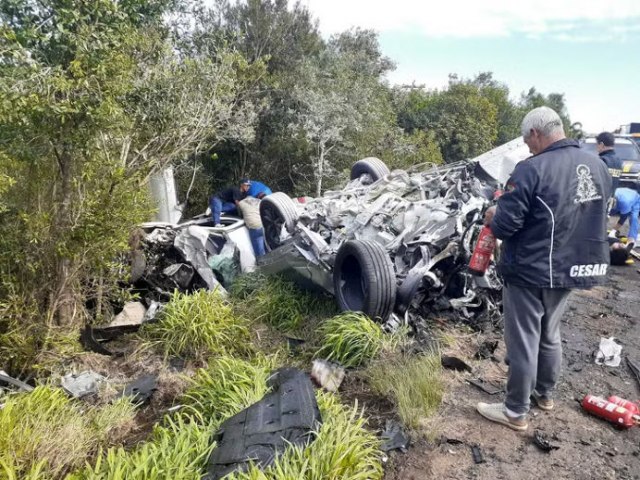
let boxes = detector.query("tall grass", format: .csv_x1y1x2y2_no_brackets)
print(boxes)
70,414,213,480
181,354,279,424
236,276,332,332
315,312,402,368
141,289,250,360
0,386,136,479
227,392,383,480
367,353,444,429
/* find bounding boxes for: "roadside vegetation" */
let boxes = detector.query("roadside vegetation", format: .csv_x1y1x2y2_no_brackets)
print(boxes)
0,387,136,479
141,290,250,361
367,353,444,429
316,312,404,367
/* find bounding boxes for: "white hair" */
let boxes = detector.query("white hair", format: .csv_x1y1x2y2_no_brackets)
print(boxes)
520,106,564,138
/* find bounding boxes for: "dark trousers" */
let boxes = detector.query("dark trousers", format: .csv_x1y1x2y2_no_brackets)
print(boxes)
503,283,571,415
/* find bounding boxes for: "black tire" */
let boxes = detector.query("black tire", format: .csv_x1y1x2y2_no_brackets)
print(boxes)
350,157,390,183
259,192,299,251
333,240,396,321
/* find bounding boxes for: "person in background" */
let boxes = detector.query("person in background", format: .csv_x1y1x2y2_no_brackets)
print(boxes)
237,196,265,257
596,131,623,192
240,178,272,199
609,238,632,266
209,186,244,227
477,106,611,431
608,187,640,246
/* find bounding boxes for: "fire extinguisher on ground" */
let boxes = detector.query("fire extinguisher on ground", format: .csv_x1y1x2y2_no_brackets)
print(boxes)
581,395,640,428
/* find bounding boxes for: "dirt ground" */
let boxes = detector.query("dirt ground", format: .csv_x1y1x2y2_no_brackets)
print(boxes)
383,264,640,480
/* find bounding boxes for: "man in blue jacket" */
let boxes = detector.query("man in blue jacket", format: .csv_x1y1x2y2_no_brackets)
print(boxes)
596,131,623,192
609,187,640,246
477,107,611,431
240,178,272,199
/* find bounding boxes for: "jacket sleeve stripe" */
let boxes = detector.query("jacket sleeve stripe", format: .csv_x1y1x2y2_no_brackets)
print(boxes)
536,196,555,288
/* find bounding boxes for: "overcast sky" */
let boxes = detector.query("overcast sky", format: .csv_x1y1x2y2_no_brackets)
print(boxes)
299,0,640,134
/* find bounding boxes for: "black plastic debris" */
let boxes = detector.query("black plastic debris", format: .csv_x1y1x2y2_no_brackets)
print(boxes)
475,340,499,360
380,420,410,453
471,444,485,464
533,430,560,452
0,370,34,392
627,357,640,388
467,378,503,395
205,368,321,480
441,356,473,373
285,336,306,353
80,324,142,356
119,374,158,405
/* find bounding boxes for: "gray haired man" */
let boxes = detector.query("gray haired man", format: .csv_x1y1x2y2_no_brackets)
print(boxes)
477,107,611,430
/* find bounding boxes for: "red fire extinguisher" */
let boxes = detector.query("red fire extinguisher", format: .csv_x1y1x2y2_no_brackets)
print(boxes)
469,225,497,276
581,395,640,428
608,395,640,414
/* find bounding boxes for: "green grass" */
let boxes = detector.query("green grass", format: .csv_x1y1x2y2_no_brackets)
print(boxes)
315,312,402,368
235,276,332,332
0,386,136,479
181,354,280,424
227,392,383,480
70,414,213,480
230,272,268,300
141,289,250,360
366,353,444,429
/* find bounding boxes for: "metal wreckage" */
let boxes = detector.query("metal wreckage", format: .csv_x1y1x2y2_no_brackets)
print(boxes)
258,138,531,332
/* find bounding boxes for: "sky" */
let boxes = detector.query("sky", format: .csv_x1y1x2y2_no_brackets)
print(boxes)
299,0,640,133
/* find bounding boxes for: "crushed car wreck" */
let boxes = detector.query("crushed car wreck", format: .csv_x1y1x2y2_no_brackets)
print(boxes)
258,139,531,330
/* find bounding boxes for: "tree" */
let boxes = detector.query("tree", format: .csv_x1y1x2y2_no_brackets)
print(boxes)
0,0,262,331
519,87,573,135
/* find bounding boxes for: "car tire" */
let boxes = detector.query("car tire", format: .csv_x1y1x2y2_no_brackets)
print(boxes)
259,192,299,251
350,157,390,183
333,240,396,321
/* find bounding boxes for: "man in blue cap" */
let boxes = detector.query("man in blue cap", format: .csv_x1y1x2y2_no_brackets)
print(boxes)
240,178,272,199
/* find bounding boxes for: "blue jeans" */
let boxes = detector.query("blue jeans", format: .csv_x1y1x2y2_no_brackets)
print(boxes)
249,228,266,257
210,196,236,224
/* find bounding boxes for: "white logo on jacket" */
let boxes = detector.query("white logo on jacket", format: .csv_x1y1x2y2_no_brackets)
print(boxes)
574,165,602,204
569,264,608,277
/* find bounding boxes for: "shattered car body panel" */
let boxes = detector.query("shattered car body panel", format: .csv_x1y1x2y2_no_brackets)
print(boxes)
259,148,528,329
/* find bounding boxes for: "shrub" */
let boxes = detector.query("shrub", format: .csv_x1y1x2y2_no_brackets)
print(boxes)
71,414,213,480
315,312,399,368
227,391,383,480
0,386,136,479
141,289,250,360
366,353,443,429
181,354,279,425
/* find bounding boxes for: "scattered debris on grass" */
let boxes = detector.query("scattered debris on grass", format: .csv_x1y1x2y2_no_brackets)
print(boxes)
205,368,321,479
227,392,383,480
367,353,443,430
380,420,410,453
61,371,106,399
467,377,503,395
441,355,473,373
311,359,346,392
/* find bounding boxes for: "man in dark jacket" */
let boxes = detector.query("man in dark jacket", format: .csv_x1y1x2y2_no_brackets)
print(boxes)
477,107,611,431
209,186,244,227
596,131,623,191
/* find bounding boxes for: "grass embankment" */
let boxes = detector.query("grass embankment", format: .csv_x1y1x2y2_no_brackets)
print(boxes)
1,274,442,479
0,387,136,479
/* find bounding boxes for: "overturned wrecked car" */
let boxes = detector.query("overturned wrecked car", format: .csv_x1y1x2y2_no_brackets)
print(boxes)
258,139,530,330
